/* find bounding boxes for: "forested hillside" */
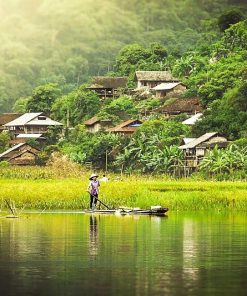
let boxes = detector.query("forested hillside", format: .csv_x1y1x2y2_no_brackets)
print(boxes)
0,0,246,111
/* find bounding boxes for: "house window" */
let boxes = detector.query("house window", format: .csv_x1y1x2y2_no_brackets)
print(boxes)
38,116,46,120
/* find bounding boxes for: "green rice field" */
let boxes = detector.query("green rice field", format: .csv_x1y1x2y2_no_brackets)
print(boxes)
0,172,246,211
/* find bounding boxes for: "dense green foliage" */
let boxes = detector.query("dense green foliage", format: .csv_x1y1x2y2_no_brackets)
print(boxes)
52,85,100,126
26,83,61,113
98,96,138,122
114,120,189,173
115,43,169,86
218,9,244,31
0,0,246,179
199,144,247,179
58,119,189,174
0,131,10,153
60,125,122,168
187,21,247,139
1,0,247,111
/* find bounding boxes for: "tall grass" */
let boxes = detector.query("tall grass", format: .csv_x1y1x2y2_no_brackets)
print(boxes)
0,154,84,179
0,177,246,211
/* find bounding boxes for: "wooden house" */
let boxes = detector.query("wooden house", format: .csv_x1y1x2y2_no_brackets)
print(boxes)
84,116,113,133
154,98,202,117
182,113,203,126
108,119,143,135
0,143,40,165
87,76,128,99
180,138,196,146
0,113,22,133
151,82,186,99
179,132,229,168
3,113,62,139
10,133,45,145
134,71,179,90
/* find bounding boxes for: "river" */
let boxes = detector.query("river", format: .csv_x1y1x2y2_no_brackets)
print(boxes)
0,212,247,296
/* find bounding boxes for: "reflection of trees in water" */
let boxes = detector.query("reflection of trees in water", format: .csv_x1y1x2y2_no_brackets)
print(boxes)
89,215,98,257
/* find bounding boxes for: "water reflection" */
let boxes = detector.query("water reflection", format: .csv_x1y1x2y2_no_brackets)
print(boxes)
0,213,247,296
89,215,98,257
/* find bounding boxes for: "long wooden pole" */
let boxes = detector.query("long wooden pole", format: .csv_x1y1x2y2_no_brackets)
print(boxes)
94,196,111,210
105,150,108,173
5,199,16,216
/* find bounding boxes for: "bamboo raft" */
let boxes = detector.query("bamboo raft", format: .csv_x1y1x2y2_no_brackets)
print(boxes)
83,206,168,216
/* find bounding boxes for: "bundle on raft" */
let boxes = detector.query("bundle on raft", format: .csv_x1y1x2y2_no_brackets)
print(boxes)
84,206,168,216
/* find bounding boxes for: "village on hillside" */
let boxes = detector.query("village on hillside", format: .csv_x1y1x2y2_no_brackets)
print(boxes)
0,70,230,172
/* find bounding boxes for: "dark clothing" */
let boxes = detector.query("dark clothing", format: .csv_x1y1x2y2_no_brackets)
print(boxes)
90,193,98,209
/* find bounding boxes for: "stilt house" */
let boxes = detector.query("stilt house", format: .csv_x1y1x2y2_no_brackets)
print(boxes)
87,76,128,99
179,132,229,168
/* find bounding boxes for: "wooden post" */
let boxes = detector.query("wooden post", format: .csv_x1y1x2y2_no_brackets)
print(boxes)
66,107,70,128
105,150,108,173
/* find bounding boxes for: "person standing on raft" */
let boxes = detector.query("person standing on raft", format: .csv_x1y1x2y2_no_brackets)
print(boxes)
87,174,100,209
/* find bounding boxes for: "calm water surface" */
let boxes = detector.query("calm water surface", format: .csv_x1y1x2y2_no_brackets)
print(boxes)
0,212,247,296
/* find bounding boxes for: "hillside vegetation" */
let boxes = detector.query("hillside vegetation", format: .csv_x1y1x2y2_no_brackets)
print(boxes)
0,0,246,111
0,0,246,178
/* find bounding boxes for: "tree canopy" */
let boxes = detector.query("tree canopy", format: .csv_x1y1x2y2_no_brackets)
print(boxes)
0,0,247,111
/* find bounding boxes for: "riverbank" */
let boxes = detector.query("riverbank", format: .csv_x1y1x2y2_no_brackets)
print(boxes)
0,177,246,211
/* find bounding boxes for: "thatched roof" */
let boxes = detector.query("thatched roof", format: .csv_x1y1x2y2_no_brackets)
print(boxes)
0,113,22,126
84,116,112,126
88,76,128,89
84,116,100,126
0,143,26,158
157,98,202,114
135,71,178,82
108,119,143,133
8,149,39,161
0,142,40,161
